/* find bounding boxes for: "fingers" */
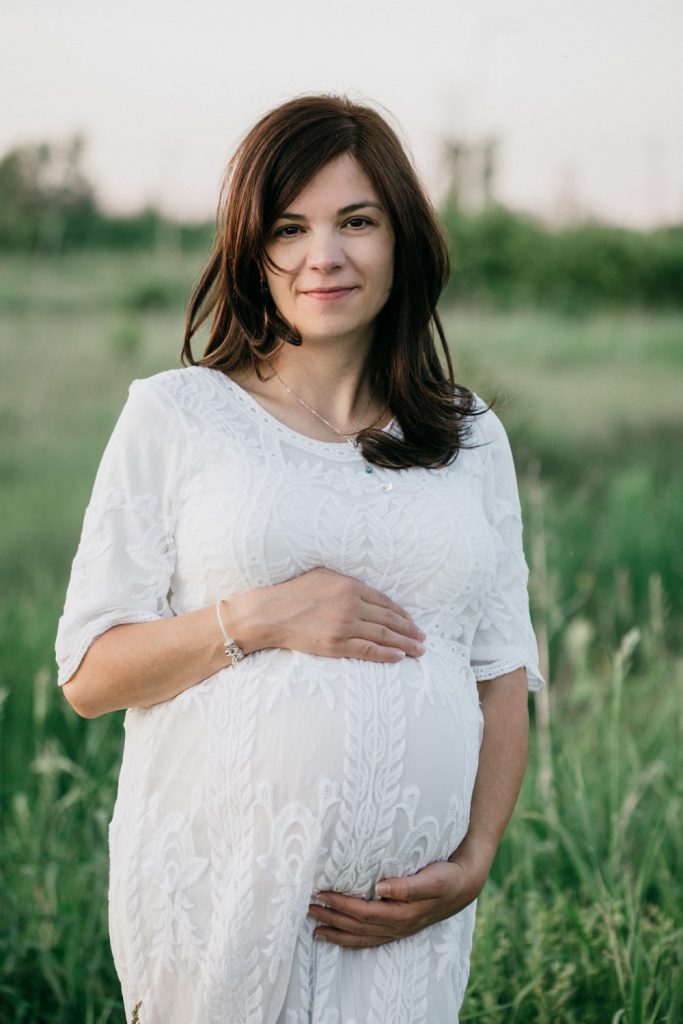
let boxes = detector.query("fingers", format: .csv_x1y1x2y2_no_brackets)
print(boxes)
340,594,426,662
306,569,424,641
306,864,468,948
343,639,409,663
359,586,424,637
307,904,396,938
358,598,428,643
314,891,413,925
375,862,459,902
353,620,426,659
307,891,433,946
295,569,427,663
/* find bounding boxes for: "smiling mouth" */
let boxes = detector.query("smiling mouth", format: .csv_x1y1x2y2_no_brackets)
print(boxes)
302,287,357,300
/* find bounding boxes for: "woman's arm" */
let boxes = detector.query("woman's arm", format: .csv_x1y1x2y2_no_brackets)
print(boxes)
62,569,426,719
62,597,261,719
446,666,529,877
305,667,529,947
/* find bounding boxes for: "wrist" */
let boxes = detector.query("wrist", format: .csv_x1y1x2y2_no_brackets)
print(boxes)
217,588,278,657
448,831,498,873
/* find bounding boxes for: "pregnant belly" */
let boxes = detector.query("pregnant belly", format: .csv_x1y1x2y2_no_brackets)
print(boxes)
109,646,482,1024
109,642,483,1007
231,641,484,899
119,642,483,893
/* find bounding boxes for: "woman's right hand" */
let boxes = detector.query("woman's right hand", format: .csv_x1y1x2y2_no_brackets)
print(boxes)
235,567,426,662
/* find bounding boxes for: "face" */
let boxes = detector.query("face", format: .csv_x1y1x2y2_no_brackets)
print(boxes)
263,153,395,347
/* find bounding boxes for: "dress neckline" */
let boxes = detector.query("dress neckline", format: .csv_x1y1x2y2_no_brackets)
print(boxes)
200,366,397,455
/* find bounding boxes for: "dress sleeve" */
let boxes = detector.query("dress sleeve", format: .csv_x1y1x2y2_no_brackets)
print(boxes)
469,406,545,692
55,377,187,687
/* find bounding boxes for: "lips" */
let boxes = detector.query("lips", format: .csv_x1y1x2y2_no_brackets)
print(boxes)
301,286,357,301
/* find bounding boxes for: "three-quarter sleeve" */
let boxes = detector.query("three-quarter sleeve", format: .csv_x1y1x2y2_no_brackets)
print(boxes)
55,376,187,687
469,406,545,692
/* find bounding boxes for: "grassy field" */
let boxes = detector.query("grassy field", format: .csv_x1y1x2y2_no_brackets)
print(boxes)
0,249,681,1021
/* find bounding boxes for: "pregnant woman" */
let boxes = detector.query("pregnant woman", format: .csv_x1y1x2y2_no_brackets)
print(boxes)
56,94,544,1023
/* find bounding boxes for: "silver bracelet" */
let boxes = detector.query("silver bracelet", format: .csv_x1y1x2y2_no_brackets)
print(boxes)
215,600,245,667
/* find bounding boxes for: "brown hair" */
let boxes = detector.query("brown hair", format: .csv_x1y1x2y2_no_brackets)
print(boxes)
182,94,479,469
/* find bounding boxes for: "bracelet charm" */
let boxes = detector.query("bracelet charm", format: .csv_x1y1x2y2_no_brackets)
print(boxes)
215,600,245,667
223,638,245,666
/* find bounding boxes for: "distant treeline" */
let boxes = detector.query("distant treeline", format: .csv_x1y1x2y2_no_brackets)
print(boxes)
0,137,212,255
2,137,682,311
442,204,683,312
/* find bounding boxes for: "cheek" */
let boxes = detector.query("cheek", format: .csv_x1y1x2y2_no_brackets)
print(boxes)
371,254,394,296
265,274,292,311
369,239,394,291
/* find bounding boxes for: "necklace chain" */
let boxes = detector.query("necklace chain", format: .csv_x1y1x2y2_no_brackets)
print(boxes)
265,361,383,448
261,361,394,490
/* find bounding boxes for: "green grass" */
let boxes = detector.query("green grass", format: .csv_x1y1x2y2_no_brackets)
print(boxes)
1,250,681,1021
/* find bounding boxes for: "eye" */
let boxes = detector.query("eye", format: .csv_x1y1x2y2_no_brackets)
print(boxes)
273,224,303,238
344,216,374,230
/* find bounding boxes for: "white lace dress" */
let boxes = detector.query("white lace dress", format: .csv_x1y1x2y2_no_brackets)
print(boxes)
55,366,543,1024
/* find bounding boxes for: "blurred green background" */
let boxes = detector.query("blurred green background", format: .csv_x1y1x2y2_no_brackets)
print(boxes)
1,141,682,1022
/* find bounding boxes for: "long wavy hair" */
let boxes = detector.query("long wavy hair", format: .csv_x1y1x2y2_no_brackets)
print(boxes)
181,94,480,469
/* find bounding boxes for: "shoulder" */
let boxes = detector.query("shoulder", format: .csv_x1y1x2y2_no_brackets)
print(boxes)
124,366,220,423
468,392,511,454
129,365,211,403
112,368,214,447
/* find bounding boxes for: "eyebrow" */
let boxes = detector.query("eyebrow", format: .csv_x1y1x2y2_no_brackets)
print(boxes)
276,201,384,221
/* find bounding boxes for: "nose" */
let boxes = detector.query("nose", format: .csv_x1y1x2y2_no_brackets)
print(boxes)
305,229,345,273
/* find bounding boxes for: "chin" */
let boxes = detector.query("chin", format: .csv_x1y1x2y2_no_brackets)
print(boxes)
302,327,367,346
298,313,378,342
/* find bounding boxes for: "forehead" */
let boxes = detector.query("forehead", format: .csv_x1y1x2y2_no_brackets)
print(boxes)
285,153,380,211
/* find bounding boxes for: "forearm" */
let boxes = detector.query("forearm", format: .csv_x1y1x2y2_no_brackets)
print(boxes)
61,590,272,718
449,666,529,867
60,566,425,718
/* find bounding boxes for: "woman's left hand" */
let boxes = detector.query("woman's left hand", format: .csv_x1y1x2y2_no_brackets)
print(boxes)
307,841,494,948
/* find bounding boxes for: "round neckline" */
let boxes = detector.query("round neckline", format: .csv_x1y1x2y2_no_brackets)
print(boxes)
202,366,397,455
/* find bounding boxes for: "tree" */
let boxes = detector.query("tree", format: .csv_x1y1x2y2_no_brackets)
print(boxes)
0,135,98,252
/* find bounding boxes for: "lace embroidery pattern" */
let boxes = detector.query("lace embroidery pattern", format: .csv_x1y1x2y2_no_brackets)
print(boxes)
368,930,431,1024
204,661,263,1022
255,780,340,989
142,787,208,971
315,662,407,899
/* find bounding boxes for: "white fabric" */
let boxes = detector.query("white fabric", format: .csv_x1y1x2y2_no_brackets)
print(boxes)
55,366,544,1024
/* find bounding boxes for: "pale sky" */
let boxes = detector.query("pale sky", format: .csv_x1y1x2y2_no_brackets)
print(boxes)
2,0,682,228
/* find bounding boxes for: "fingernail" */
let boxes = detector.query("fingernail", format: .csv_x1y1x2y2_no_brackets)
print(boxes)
417,630,427,640
375,883,390,897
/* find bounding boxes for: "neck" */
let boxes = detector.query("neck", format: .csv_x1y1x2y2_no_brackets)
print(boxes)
265,334,379,428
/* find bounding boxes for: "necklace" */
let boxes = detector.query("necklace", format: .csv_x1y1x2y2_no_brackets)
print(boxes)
269,366,373,442
270,364,376,448
265,362,394,490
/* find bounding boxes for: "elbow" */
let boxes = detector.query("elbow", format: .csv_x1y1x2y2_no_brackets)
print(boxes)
60,638,116,718
61,648,113,718
61,677,101,718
